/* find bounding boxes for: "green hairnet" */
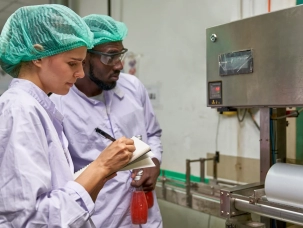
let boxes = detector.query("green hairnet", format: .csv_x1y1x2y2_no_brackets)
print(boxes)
83,14,128,47
0,4,94,77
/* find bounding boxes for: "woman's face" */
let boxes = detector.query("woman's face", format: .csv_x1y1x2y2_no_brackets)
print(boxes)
38,46,87,95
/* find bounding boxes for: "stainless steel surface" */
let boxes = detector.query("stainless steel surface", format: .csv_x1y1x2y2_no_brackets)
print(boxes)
219,183,303,226
234,199,303,226
220,183,264,219
249,188,265,204
220,189,233,218
260,108,271,182
274,108,287,163
156,167,237,218
155,181,222,217
206,5,303,107
155,179,221,217
221,182,264,194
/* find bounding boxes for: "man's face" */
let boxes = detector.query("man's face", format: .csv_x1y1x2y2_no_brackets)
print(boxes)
84,41,125,90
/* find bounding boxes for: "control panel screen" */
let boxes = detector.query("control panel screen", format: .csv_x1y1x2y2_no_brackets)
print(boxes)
209,82,221,99
219,50,253,76
208,81,222,106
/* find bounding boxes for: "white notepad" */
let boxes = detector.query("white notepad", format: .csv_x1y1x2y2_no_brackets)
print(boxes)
73,136,155,179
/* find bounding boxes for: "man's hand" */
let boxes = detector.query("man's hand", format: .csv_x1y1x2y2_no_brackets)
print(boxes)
131,158,160,191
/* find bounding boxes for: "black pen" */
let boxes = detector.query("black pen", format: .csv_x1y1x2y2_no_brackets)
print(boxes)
95,127,116,141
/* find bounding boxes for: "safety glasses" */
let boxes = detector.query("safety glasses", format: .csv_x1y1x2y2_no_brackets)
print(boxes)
88,48,128,66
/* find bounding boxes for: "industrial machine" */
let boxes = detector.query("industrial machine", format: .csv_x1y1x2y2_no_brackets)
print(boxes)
205,4,303,228
155,5,303,228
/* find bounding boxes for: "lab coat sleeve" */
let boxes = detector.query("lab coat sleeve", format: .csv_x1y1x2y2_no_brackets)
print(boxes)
0,106,94,227
139,82,163,163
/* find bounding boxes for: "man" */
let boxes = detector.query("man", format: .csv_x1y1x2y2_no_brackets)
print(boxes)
51,14,163,228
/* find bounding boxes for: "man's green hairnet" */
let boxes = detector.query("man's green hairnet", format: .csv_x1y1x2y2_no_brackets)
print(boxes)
0,4,94,77
83,14,128,47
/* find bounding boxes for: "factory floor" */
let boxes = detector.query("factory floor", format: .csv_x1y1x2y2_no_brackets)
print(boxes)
158,199,225,228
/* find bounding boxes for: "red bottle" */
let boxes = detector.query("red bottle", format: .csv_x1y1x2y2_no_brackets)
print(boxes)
131,186,148,224
145,191,154,208
134,135,154,209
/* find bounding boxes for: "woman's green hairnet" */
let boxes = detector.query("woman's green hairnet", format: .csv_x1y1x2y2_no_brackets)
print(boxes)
83,14,128,47
0,4,94,77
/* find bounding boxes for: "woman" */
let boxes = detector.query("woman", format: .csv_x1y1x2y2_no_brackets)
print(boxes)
0,4,135,227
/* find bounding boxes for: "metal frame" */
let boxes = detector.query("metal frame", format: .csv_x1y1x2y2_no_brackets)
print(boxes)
185,152,220,207
219,183,303,226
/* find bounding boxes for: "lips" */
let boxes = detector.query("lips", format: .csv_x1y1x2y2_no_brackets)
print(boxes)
110,74,119,81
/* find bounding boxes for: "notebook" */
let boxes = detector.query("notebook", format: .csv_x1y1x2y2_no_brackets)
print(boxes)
73,136,155,179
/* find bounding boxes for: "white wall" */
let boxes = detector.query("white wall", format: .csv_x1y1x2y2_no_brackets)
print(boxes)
72,0,107,16
0,72,12,95
119,0,254,175
242,0,296,19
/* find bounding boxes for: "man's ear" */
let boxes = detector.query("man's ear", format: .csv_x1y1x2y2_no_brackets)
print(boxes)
32,59,42,68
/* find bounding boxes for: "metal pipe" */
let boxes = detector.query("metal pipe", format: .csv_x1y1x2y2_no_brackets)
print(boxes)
108,0,111,16
200,159,205,183
188,159,201,162
213,157,217,180
161,170,166,200
185,159,192,207
234,198,303,226
188,157,213,163
260,108,271,182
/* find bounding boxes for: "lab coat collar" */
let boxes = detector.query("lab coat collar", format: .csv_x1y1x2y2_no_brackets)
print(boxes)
9,78,64,123
71,83,124,105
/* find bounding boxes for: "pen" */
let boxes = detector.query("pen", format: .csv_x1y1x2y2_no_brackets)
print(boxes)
95,127,116,141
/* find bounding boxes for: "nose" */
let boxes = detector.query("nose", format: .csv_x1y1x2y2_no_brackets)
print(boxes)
113,60,124,71
75,65,85,79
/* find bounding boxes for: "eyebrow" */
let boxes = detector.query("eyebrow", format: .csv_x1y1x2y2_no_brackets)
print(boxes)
70,58,84,61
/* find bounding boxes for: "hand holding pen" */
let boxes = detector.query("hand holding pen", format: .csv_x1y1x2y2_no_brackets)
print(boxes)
95,127,134,176
94,128,135,174
75,130,135,202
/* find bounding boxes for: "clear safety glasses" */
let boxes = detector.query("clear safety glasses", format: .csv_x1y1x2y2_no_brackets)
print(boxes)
88,48,128,66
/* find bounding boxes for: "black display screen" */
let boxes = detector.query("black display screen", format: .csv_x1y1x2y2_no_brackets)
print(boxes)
219,50,253,76
208,81,222,106
209,82,221,99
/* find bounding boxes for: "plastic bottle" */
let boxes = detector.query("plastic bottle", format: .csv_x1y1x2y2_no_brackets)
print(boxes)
135,135,154,209
131,170,148,224
145,191,154,208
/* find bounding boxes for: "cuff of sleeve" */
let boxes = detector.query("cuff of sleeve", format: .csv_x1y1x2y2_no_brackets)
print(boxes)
148,151,162,164
65,181,95,215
